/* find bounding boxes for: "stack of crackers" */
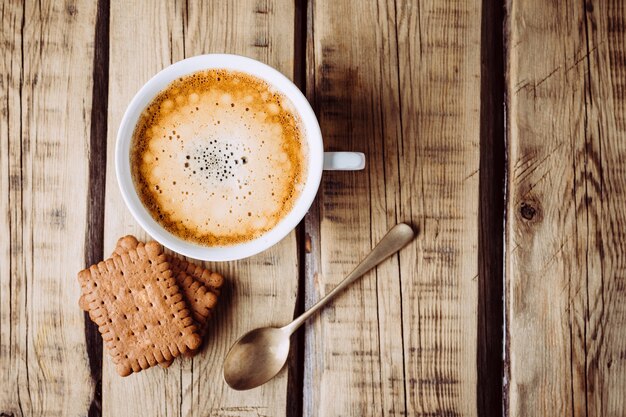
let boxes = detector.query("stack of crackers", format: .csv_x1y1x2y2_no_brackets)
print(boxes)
77,236,223,376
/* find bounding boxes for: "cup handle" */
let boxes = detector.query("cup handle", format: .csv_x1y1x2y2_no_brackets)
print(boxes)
323,152,366,170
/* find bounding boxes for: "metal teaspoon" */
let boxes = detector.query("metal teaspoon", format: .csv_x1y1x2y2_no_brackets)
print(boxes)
223,223,415,390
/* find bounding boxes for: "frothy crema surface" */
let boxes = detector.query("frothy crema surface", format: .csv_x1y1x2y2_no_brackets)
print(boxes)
131,69,307,246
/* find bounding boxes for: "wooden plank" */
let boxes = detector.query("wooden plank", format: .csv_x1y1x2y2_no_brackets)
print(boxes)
304,0,405,413
103,1,298,416
304,0,482,415
0,2,23,412
103,3,184,415
396,1,481,415
506,0,626,416
0,0,99,415
583,2,626,415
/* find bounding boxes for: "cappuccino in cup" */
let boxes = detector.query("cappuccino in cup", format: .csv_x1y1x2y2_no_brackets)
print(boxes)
130,70,307,246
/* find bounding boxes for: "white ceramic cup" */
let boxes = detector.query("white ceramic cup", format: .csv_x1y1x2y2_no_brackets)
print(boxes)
116,54,365,261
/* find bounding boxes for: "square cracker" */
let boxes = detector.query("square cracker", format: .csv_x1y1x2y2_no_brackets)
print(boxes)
80,236,224,328
112,235,223,328
78,241,201,376
115,235,224,294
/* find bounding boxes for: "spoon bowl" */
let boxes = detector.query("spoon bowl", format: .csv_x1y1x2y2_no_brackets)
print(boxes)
223,326,290,390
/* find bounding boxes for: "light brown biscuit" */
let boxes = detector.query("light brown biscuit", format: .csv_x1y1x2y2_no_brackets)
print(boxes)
79,242,199,373
114,236,224,360
77,241,201,376
112,235,141,256
81,236,223,325
78,236,143,311
112,236,222,328
116,236,223,296
168,256,225,297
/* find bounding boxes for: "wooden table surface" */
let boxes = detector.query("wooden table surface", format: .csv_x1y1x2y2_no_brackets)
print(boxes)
1,0,625,416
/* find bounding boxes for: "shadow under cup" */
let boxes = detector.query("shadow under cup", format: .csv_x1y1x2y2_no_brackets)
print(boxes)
116,54,362,262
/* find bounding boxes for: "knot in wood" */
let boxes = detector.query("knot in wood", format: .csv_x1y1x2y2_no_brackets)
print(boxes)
520,202,537,220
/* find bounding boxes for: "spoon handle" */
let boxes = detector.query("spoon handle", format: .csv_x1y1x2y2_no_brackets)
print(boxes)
283,223,415,334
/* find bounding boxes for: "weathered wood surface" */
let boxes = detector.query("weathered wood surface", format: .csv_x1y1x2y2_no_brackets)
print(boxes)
3,0,626,416
0,1,99,415
304,0,482,415
506,0,626,416
102,1,298,416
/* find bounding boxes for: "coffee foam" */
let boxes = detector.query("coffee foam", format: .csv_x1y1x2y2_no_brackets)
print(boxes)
131,70,307,246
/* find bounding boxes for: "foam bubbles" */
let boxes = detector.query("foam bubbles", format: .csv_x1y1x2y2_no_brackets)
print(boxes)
267,103,279,115
220,93,232,105
142,152,154,164
130,69,308,246
162,100,174,111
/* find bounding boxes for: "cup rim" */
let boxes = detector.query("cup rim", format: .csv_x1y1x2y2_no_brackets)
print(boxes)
115,54,323,261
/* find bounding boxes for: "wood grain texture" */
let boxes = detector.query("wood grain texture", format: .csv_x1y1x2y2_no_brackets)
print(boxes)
304,0,482,415
103,1,298,416
396,1,481,415
506,0,626,416
0,0,98,415
305,0,405,414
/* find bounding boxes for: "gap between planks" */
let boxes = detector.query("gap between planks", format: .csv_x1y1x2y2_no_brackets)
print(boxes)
84,1,110,417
